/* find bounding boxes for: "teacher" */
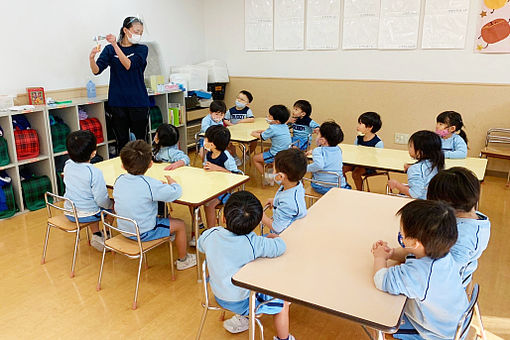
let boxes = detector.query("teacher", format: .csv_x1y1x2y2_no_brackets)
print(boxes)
89,16,150,153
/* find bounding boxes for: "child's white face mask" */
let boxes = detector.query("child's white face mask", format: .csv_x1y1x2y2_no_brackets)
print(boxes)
128,33,142,44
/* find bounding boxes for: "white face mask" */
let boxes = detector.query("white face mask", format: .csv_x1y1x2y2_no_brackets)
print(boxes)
235,100,246,109
274,172,284,185
128,33,142,44
265,118,274,124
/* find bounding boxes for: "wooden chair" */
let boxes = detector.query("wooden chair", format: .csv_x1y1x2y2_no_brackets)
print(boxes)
454,284,486,340
361,170,391,192
41,192,92,278
96,210,175,310
196,260,265,340
479,128,510,186
302,171,341,207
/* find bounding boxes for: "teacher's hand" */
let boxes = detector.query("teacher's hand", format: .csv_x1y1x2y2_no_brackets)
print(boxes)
89,46,100,60
106,34,116,45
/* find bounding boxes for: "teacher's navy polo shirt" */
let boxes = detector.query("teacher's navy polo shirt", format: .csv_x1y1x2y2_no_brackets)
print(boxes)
95,43,150,107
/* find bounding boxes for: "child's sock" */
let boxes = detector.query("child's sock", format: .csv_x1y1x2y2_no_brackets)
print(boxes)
178,254,188,262
276,337,289,340
93,231,102,237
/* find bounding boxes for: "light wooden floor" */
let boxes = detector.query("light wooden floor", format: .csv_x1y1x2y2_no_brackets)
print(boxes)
1,158,509,339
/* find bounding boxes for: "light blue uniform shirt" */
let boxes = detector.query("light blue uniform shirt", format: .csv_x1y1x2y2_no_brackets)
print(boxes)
113,174,182,235
441,134,467,159
154,146,190,165
261,124,292,157
307,146,348,188
407,160,438,200
197,227,286,302
225,107,254,124
200,114,223,134
272,182,307,234
375,253,468,340
63,160,112,217
451,212,491,287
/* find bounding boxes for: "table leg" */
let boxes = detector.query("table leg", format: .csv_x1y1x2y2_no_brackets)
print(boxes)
240,143,247,174
249,290,256,340
376,330,384,340
193,206,201,282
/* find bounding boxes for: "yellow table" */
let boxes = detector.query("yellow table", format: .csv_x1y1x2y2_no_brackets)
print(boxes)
309,144,487,181
95,157,250,280
232,189,409,340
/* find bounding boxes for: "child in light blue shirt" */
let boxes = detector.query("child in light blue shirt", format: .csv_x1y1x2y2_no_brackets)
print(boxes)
436,111,468,159
428,167,491,288
372,200,468,340
388,130,444,199
251,105,292,176
114,140,196,270
262,149,307,234
198,100,226,162
289,100,319,151
307,121,349,194
153,123,190,170
64,130,113,252
198,191,294,340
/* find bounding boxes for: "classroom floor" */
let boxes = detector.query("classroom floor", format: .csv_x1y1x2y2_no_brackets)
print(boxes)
1,155,509,339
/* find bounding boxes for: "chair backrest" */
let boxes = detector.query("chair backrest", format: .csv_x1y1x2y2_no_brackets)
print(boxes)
454,284,479,340
302,170,341,188
485,128,510,147
100,210,144,253
201,260,211,306
44,192,79,220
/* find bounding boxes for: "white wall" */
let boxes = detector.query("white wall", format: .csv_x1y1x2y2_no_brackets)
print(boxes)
0,0,205,96
204,0,510,84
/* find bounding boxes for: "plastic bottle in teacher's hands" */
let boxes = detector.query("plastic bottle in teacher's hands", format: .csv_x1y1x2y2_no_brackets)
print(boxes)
87,80,96,98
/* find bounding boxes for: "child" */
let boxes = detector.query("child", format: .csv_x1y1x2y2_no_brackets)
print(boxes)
262,148,307,234
436,111,468,159
427,167,491,288
343,112,383,190
372,200,468,340
307,121,350,194
198,100,227,161
197,191,294,340
63,130,113,252
152,123,190,170
289,100,319,151
224,90,255,165
387,130,444,199
251,105,292,177
113,140,196,270
202,125,239,229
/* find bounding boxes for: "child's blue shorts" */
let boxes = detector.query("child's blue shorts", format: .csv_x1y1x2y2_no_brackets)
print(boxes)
392,315,422,340
128,217,173,242
66,208,112,223
263,151,275,164
215,293,284,316
292,136,310,151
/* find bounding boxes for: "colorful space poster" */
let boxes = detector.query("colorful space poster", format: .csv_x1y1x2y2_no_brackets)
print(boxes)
476,0,510,53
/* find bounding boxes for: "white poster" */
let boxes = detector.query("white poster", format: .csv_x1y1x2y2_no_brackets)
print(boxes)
306,0,341,50
378,0,421,49
245,0,274,51
275,0,305,50
422,0,470,49
342,0,380,49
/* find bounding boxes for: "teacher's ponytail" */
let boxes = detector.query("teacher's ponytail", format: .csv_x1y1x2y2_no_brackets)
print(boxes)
118,16,143,43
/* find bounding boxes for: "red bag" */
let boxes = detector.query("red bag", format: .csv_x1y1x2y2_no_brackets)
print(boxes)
80,118,104,144
15,129,40,160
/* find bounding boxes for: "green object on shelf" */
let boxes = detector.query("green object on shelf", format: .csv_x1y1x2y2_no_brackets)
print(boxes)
150,106,163,130
169,106,180,127
54,100,72,104
51,121,70,153
0,185,19,219
21,175,52,211
0,136,10,166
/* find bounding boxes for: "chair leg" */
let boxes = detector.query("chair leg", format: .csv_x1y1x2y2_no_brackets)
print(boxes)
133,256,144,310
70,230,80,278
168,241,175,281
506,170,510,187
41,224,51,264
195,305,209,340
255,318,264,340
143,254,149,270
219,310,225,321
474,302,487,340
96,247,107,291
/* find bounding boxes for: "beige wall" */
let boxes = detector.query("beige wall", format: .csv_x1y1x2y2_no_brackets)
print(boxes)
225,77,510,173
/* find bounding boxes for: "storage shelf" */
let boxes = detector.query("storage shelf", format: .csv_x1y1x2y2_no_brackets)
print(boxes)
53,151,68,157
17,155,49,165
0,163,15,171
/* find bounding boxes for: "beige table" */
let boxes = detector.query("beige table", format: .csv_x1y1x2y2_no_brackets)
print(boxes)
232,188,410,340
310,144,487,181
95,157,250,280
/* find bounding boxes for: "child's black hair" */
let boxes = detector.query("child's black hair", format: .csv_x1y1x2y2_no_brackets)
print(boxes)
205,125,231,152
269,105,290,124
120,140,153,175
293,100,312,116
66,130,97,163
274,148,308,182
210,100,227,114
239,90,254,103
397,200,458,259
224,191,263,235
118,17,143,43
319,121,344,146
437,111,468,145
409,130,445,172
358,111,382,133
153,123,179,158
427,167,480,213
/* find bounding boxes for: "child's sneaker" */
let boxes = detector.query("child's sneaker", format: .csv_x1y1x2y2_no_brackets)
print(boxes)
234,155,242,166
176,253,197,270
189,235,196,247
90,234,106,252
223,314,249,333
169,233,175,242
273,335,295,340
264,172,275,186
